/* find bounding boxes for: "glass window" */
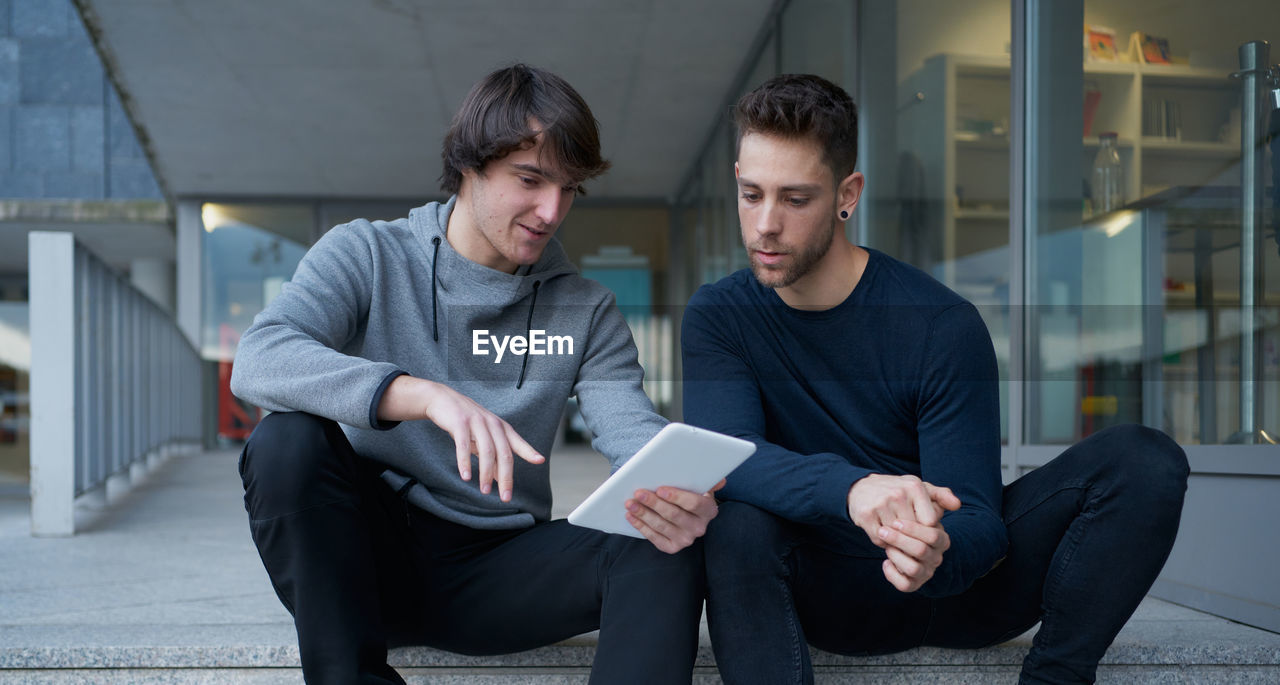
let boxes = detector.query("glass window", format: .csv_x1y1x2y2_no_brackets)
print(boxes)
200,203,312,361
742,32,779,100
201,202,312,442
717,127,741,277
1028,0,1280,444
780,0,853,83
699,122,736,284
559,206,674,412
0,301,29,484
677,178,703,305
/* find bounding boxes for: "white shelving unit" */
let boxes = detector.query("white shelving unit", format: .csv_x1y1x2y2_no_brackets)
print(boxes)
898,53,1240,284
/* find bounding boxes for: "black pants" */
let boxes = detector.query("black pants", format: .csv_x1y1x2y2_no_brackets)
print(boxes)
704,424,1189,684
240,412,705,685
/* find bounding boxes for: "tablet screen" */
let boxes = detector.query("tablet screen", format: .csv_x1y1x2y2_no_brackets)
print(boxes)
567,423,755,538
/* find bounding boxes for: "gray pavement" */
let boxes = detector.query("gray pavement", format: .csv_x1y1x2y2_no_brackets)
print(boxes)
1,446,1278,682
0,445,614,665
0,443,611,633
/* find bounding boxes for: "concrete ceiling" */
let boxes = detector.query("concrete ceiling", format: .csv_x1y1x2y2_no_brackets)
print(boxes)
78,0,776,202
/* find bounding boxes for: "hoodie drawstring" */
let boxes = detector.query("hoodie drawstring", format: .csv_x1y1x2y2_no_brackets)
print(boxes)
431,237,441,342
516,280,541,389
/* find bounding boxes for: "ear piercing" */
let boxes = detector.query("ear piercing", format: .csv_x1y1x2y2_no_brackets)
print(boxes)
840,210,849,220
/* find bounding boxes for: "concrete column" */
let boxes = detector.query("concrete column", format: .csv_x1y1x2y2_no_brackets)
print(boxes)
29,232,77,537
130,258,175,315
175,200,203,351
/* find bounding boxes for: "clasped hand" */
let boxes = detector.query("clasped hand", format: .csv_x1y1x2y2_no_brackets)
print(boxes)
847,474,961,593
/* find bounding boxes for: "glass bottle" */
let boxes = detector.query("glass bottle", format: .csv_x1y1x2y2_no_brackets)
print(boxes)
1091,132,1125,215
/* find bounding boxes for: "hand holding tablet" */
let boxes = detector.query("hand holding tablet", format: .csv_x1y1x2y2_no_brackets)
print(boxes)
568,423,756,538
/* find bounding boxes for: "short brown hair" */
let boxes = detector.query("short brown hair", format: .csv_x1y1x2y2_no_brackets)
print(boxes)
734,74,859,180
440,64,610,194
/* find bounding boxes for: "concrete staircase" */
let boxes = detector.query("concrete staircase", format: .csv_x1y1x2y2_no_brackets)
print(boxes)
2,451,1278,683
4,608,1280,684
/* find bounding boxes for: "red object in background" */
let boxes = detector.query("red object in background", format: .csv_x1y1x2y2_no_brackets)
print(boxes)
218,324,260,441
1083,89,1103,137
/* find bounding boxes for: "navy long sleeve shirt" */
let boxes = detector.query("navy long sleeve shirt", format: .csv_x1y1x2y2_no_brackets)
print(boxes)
681,248,1007,598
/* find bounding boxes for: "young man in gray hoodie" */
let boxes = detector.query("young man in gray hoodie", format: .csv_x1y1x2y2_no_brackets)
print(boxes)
231,64,718,685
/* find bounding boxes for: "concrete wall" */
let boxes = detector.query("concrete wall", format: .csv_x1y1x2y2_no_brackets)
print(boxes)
0,0,161,200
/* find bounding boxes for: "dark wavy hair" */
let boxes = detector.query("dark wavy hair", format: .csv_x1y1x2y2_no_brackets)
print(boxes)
440,64,610,195
734,74,859,180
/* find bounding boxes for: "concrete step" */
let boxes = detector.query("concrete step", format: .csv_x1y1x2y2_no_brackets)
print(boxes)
3,600,1280,684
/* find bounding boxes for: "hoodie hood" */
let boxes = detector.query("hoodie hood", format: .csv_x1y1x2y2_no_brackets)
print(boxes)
409,197,578,309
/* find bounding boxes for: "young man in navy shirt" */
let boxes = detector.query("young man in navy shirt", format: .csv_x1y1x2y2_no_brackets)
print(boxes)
682,74,1189,684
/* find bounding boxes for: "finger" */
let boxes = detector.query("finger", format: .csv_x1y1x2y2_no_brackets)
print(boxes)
648,488,714,537
628,492,684,540
908,482,939,526
891,519,945,550
887,492,915,532
452,430,472,481
877,524,930,559
885,546,924,579
471,418,496,495
875,478,918,527
625,506,678,554
655,487,717,518
630,495,700,550
710,478,727,493
488,418,514,502
867,498,902,536
504,423,545,465
641,489,694,523
882,558,915,593
926,483,963,511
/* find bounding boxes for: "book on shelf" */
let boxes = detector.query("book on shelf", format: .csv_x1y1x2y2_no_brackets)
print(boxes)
1128,31,1173,64
1084,25,1119,62
1143,98,1182,140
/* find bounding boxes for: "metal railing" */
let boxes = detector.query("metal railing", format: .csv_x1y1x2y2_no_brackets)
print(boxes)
29,231,202,536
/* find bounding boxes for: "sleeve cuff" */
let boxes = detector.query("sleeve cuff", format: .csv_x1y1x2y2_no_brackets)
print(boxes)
817,461,875,524
368,370,409,430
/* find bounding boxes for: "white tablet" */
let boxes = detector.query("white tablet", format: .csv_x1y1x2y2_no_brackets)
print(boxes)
568,422,756,538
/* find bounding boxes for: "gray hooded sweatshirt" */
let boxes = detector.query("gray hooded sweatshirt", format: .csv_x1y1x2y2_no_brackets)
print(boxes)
230,197,667,529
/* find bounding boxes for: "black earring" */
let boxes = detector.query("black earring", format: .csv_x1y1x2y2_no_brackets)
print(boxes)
840,210,849,220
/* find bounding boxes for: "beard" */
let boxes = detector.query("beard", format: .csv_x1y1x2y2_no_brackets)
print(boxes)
746,218,838,289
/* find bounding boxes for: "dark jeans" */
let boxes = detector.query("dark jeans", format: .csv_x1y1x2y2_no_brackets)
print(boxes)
240,412,705,685
704,424,1189,685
